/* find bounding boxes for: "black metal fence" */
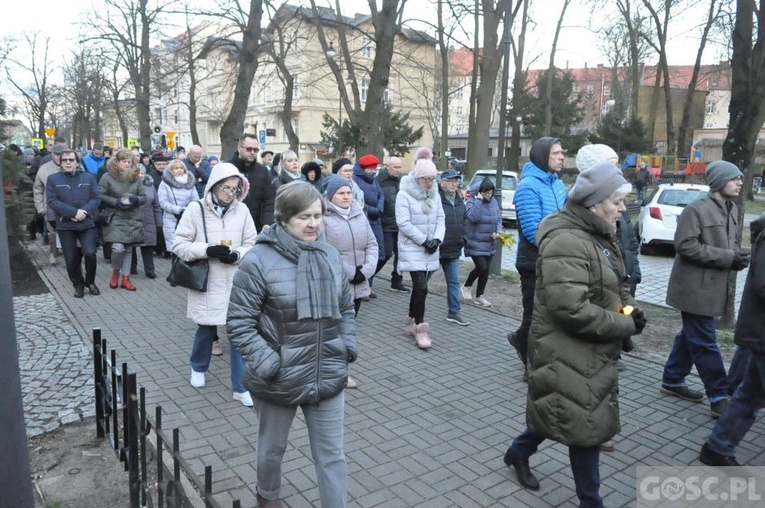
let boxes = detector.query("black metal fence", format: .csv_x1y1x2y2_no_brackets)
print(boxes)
93,327,243,508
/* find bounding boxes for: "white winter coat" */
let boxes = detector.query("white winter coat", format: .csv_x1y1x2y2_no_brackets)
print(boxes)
158,171,198,251
172,164,257,326
395,174,445,272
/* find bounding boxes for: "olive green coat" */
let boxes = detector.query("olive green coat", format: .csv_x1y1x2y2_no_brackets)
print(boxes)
527,202,637,447
98,160,147,244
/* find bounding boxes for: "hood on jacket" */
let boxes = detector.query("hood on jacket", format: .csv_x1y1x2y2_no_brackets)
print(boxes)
352,162,376,183
376,167,400,183
161,166,197,190
143,174,154,187
400,173,439,207
106,157,140,182
324,197,364,219
529,136,561,173
204,162,250,201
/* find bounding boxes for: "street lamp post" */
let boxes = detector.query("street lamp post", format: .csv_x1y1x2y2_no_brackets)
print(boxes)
605,99,623,156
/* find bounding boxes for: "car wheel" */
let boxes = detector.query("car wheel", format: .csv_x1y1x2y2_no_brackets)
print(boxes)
639,239,655,256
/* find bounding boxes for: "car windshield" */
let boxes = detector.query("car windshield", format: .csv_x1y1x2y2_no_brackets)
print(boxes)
657,189,706,207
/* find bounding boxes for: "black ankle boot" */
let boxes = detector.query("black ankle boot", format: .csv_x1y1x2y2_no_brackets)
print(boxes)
504,447,540,490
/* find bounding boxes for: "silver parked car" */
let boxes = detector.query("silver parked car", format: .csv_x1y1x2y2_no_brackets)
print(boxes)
467,169,519,223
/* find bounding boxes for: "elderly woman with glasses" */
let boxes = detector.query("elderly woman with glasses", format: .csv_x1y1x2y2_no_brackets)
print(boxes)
396,158,445,349
172,163,257,406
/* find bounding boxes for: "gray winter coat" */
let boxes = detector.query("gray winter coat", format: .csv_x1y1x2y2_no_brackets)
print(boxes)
99,162,147,244
138,175,162,247
158,170,198,251
323,199,379,300
395,174,445,272
227,229,357,406
666,193,740,316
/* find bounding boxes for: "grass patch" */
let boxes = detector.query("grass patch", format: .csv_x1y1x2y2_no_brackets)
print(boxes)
717,329,735,348
744,197,765,217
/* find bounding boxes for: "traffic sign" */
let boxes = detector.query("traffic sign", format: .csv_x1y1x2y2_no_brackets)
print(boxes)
44,127,56,138
166,131,176,140
127,139,140,149
259,130,266,144
167,139,176,149
31,138,44,149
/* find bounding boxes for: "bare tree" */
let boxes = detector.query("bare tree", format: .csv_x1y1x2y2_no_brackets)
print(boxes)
466,0,509,174
676,0,722,157
218,0,264,158
542,0,572,134
84,0,177,152
4,33,55,138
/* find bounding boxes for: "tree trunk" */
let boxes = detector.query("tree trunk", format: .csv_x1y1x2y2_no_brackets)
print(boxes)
466,0,480,175
543,0,571,134
676,0,718,159
186,28,200,146
467,0,506,176
361,0,402,158
720,0,765,326
438,0,449,168
220,0,264,158
136,0,153,153
509,0,528,170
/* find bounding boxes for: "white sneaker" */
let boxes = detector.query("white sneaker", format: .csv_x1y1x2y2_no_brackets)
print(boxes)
49,253,58,265
233,391,253,407
460,286,472,300
346,376,358,389
190,370,206,388
475,296,492,307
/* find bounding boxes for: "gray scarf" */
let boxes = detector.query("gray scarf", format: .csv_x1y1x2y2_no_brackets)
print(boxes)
268,224,342,320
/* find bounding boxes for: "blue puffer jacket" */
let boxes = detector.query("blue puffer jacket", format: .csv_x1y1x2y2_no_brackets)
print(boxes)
353,164,385,260
46,169,101,231
514,162,567,270
464,180,502,256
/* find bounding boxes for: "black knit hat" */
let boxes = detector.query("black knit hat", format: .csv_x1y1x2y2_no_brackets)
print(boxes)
332,157,352,174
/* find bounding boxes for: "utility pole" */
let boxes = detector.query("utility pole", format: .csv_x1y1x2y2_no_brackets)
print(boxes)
490,0,513,276
0,156,35,507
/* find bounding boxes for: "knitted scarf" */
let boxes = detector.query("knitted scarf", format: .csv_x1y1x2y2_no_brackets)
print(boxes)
268,224,342,320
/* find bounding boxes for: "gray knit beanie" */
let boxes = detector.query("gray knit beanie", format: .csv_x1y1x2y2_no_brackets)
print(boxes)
706,160,742,192
575,144,618,172
323,174,351,201
568,161,629,207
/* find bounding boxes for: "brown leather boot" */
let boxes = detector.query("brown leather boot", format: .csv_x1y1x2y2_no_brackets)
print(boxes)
120,275,136,291
109,269,120,289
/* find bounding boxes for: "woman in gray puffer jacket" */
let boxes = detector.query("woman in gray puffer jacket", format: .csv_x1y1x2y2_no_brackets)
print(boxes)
462,178,502,307
227,181,357,508
99,148,147,291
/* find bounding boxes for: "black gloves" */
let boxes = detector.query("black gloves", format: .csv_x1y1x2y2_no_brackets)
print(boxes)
422,239,442,254
128,194,139,205
219,252,239,264
206,245,231,259
622,337,636,352
631,309,647,334
115,201,130,209
367,208,380,221
732,251,751,271
350,266,366,284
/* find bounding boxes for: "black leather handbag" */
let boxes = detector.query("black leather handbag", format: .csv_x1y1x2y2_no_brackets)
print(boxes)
95,210,114,226
166,202,209,292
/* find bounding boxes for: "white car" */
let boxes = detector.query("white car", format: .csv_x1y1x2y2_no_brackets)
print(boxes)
637,182,709,255
467,169,519,223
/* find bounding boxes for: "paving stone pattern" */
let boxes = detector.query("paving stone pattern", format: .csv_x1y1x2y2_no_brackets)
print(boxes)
19,237,764,507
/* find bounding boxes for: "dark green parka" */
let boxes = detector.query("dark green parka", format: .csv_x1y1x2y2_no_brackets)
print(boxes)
527,202,637,447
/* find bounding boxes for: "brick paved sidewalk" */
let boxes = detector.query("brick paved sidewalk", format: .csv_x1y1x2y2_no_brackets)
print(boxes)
22,239,765,507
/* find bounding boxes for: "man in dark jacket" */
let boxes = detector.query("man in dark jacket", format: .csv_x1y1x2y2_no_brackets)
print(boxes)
700,212,765,466
438,169,468,325
661,160,749,418
375,156,409,292
184,144,211,197
508,137,567,376
45,149,101,297
226,134,275,232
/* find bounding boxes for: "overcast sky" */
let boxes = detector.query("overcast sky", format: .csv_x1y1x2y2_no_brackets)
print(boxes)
1,0,728,87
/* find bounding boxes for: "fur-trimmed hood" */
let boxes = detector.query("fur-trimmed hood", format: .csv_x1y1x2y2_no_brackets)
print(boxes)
204,162,250,201
400,173,438,213
162,167,197,190
106,157,140,182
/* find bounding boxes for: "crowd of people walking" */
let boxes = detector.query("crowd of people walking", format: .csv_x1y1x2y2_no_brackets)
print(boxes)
12,132,762,508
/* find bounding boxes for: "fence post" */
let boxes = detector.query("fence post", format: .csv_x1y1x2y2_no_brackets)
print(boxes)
156,406,164,508
111,349,119,452
127,372,139,508
93,328,104,438
205,466,213,508
140,387,148,507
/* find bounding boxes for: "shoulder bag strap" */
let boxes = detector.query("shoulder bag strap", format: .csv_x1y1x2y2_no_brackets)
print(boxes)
198,200,208,243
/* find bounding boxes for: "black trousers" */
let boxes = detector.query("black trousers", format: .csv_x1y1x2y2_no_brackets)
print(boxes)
465,255,493,297
408,270,434,323
130,246,156,275
58,228,98,288
515,267,536,364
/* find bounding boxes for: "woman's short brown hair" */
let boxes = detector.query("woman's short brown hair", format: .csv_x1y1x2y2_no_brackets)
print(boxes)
274,181,325,226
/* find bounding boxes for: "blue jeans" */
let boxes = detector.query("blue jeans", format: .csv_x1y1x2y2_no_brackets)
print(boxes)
662,312,728,402
254,392,347,507
190,325,245,393
440,257,461,315
509,429,603,508
707,351,765,458
727,346,751,396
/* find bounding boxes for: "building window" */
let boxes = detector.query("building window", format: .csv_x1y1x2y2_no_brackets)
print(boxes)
571,83,579,93
361,36,373,58
293,75,300,99
361,78,369,102
384,87,389,103
585,85,594,94
456,88,464,99
488,147,493,157
456,106,463,116
603,86,611,97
